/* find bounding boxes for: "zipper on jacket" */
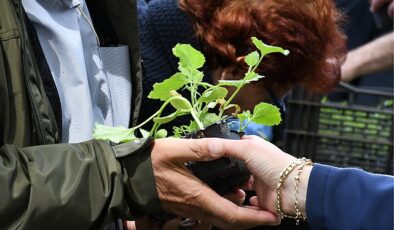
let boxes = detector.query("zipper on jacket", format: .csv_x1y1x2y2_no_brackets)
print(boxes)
18,1,46,144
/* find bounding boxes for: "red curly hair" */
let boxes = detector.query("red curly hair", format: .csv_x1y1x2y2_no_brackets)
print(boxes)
178,0,346,93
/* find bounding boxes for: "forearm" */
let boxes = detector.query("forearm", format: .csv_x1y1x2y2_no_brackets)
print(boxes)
0,141,129,229
341,32,394,82
306,164,394,230
0,139,160,229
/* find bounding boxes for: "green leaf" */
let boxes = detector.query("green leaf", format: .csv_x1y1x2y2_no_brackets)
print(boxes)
153,111,179,124
93,124,136,143
198,87,228,104
178,67,204,83
218,80,244,87
245,51,260,67
139,128,150,138
251,102,282,126
173,44,205,70
200,113,221,127
148,73,188,101
172,127,184,138
251,37,290,57
244,72,265,83
237,110,252,121
191,70,204,83
155,129,168,139
207,102,217,109
170,96,193,111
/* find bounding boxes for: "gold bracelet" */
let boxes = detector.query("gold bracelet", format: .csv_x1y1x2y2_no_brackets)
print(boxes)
275,158,312,223
294,159,313,225
275,158,304,219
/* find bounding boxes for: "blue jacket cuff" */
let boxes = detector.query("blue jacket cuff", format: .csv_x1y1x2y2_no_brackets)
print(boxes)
305,163,333,229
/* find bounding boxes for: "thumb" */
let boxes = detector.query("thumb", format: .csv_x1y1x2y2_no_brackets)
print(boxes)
154,138,227,163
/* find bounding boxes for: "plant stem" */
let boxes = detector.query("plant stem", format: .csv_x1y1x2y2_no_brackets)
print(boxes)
132,110,161,130
150,123,162,136
136,97,178,134
219,56,264,118
197,82,214,88
189,69,198,108
218,75,248,118
191,110,205,130
241,118,254,131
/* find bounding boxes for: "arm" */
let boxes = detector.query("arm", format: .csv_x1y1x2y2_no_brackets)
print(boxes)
0,137,282,230
0,139,158,230
306,164,394,230
341,32,394,82
220,135,394,230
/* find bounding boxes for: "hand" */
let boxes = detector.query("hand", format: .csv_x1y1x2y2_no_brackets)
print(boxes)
219,136,313,217
151,138,281,229
129,189,247,230
370,0,394,18
130,216,212,230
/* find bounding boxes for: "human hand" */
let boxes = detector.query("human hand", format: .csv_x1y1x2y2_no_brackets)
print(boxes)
370,0,394,18
129,216,211,230
220,136,313,218
151,138,281,229
128,189,247,230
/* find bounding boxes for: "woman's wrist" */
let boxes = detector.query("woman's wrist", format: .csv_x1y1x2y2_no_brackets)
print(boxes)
279,164,313,218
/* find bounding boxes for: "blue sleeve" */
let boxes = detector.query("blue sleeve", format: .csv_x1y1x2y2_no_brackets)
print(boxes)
306,164,394,230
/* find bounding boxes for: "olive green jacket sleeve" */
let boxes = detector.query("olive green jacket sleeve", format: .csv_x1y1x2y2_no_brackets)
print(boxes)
0,138,160,230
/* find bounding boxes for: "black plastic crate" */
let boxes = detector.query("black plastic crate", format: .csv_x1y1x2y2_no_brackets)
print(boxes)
284,82,393,175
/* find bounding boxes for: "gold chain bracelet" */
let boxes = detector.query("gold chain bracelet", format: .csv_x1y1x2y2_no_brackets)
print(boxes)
294,159,313,225
275,157,312,224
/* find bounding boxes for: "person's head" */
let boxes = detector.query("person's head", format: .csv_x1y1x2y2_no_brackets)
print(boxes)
179,0,346,109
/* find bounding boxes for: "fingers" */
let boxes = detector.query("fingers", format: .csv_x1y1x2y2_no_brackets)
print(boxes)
125,221,136,230
224,189,246,206
155,138,227,163
163,218,212,230
153,136,283,228
239,176,254,191
371,0,391,12
155,135,271,164
240,135,262,141
196,187,281,228
249,196,260,207
388,2,394,17
163,217,182,230
219,135,282,163
135,216,162,230
164,181,280,228
187,221,211,230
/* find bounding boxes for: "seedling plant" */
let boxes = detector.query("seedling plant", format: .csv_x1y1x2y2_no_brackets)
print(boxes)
94,37,289,143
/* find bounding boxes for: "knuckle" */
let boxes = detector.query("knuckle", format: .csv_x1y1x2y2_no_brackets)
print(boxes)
189,139,222,160
189,140,206,158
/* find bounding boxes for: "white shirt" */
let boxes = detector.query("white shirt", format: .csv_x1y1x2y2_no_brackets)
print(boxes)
22,0,132,143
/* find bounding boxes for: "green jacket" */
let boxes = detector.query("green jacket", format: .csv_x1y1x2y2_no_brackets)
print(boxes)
0,0,159,229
